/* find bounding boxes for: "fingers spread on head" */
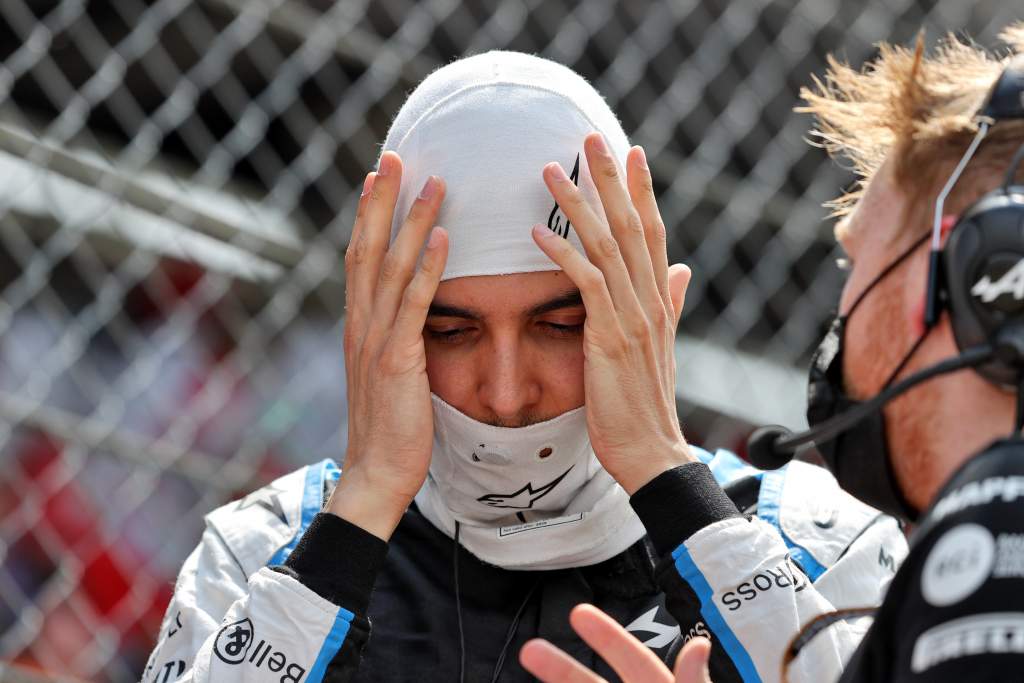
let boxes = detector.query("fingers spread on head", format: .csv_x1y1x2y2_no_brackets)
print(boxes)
390,227,448,344
543,160,639,317
348,153,403,326
374,175,446,315
626,145,671,309
584,135,659,304
520,639,607,683
542,160,604,259
344,172,377,336
532,225,617,334
569,604,674,683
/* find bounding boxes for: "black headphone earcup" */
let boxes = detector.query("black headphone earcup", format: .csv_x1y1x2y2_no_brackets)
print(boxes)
943,187,1024,388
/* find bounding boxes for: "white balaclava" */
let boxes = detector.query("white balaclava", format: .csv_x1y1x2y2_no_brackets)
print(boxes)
383,50,645,570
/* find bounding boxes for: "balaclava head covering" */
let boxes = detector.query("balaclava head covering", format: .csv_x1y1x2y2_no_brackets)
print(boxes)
383,50,645,570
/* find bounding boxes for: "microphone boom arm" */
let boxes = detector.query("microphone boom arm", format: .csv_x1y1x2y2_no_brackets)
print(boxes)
775,344,994,455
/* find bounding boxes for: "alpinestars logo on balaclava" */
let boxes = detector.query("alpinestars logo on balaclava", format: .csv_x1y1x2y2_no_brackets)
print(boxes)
477,466,574,509
546,153,580,238
418,392,646,570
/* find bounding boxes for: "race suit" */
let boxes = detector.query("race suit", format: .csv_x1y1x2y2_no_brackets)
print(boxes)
839,438,1024,681
142,448,908,683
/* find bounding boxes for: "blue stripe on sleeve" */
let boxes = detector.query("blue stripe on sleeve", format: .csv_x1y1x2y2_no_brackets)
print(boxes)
307,606,355,682
757,468,827,581
268,459,341,566
704,448,764,487
672,543,762,682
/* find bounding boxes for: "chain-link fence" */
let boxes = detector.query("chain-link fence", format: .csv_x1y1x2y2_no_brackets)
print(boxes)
0,1,1019,680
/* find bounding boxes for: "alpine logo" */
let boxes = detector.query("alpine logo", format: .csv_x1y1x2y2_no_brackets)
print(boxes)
477,466,573,509
236,484,289,525
546,153,581,238
624,606,681,649
971,258,1024,304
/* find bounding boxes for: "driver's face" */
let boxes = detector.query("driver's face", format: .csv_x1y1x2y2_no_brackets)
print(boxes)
424,270,586,427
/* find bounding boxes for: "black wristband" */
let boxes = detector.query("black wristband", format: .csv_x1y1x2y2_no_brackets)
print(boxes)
630,462,742,557
276,512,388,614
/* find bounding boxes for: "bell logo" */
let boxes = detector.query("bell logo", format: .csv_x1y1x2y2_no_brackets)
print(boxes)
213,617,307,682
971,258,1024,303
214,618,253,664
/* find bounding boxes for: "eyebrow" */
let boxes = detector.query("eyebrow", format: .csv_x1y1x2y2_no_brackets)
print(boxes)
427,289,584,320
527,290,583,316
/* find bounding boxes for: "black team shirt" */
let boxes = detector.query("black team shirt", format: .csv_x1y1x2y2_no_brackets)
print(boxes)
840,438,1024,681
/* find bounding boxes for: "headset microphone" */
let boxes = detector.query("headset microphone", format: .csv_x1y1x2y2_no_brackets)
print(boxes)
746,426,797,470
746,342,999,470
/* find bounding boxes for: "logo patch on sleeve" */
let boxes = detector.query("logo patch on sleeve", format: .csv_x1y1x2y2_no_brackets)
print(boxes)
214,618,255,664
921,524,996,607
213,616,308,681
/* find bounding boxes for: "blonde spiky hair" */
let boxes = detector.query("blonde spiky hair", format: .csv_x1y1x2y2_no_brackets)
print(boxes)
800,23,1024,227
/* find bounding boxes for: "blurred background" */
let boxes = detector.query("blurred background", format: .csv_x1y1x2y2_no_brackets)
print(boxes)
0,1,1019,680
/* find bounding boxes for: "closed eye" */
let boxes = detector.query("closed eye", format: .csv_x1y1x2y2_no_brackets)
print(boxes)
541,322,583,337
426,328,470,343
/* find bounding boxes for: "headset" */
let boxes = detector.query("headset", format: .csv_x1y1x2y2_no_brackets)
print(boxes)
748,54,1024,470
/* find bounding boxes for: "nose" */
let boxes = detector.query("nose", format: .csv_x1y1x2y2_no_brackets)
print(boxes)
477,334,541,425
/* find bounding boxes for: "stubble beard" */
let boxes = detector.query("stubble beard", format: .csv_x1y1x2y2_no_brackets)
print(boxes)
851,282,941,512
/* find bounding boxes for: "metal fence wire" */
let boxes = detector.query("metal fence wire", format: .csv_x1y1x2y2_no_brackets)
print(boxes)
0,1,1018,681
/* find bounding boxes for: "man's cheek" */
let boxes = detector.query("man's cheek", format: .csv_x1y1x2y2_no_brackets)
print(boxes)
842,318,867,399
843,309,888,401
534,339,585,409
423,347,476,404
843,289,907,401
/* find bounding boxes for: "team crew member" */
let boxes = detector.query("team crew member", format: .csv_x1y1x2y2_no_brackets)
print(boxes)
803,24,1024,683
520,23,1024,683
141,52,906,683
